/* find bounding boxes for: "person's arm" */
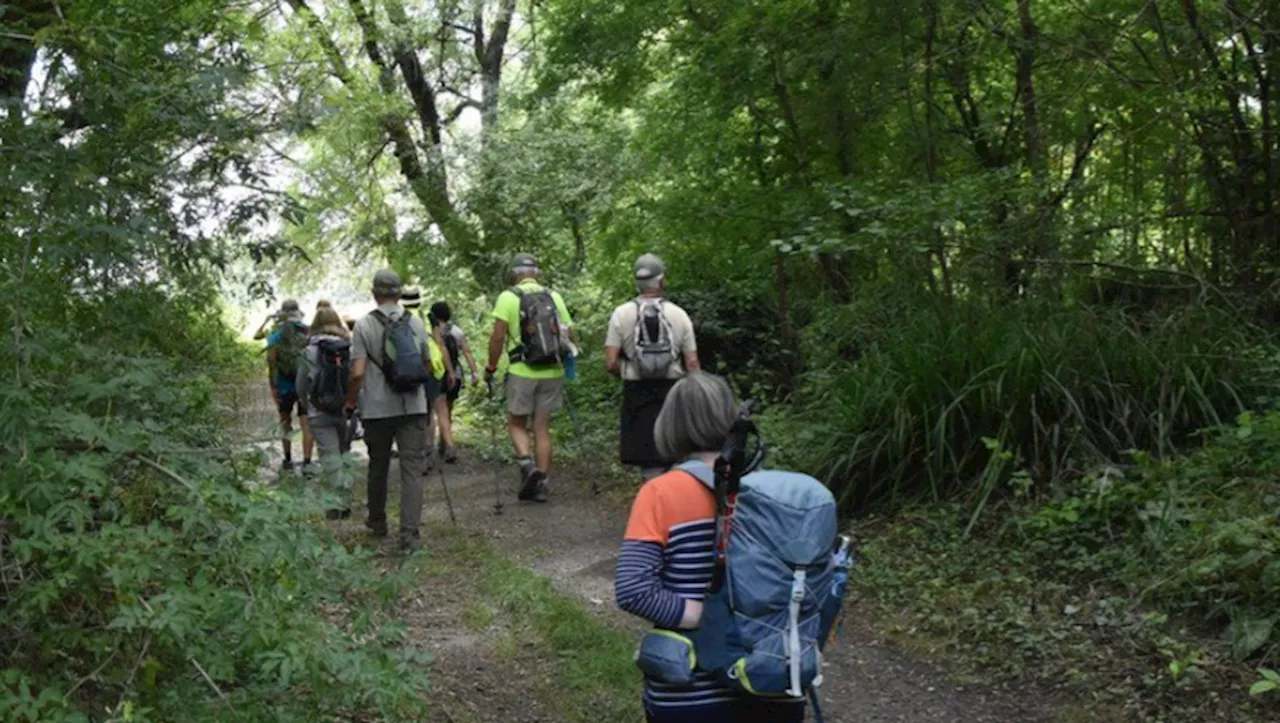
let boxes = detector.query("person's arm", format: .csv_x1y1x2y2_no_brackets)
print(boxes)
604,307,624,377
459,333,481,385
614,483,704,630
253,316,273,341
679,309,701,372
485,320,507,380
605,347,623,376
345,323,368,411
553,291,577,344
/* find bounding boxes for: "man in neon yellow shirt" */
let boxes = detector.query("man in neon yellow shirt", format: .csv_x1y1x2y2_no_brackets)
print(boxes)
485,253,574,502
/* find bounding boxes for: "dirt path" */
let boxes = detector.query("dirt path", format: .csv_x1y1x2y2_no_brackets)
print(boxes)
234,371,1051,723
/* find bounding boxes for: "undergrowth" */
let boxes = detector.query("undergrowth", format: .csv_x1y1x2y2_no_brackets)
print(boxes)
769,300,1279,513
0,294,430,721
852,411,1280,721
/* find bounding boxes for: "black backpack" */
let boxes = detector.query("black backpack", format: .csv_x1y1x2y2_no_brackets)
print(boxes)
274,322,307,380
510,287,563,367
373,311,431,393
443,323,462,378
308,338,351,414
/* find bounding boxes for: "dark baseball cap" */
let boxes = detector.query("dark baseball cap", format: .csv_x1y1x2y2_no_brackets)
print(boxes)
511,252,538,271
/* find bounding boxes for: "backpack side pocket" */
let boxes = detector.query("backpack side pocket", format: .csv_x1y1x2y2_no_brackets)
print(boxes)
634,630,697,686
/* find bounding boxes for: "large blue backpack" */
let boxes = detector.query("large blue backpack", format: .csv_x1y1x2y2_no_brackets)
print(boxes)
679,460,849,718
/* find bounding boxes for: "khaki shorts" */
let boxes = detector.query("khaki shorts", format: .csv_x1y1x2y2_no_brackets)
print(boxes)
506,375,564,417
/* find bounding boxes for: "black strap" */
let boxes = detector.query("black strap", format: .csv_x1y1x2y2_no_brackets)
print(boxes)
809,688,825,723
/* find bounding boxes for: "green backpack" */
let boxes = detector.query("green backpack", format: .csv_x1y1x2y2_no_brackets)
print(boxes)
274,322,308,380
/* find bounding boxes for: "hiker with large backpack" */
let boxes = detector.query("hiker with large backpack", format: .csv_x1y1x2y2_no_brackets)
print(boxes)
431,301,480,462
605,253,701,482
484,253,575,503
296,306,354,519
342,270,436,553
615,372,854,723
266,299,314,473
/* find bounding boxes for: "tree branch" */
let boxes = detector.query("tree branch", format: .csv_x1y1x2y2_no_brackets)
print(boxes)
282,0,352,83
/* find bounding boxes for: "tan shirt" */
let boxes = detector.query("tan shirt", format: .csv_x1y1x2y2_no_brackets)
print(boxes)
605,297,697,381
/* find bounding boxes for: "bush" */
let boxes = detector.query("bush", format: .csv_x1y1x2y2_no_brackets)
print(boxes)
0,293,429,722
769,300,1280,514
851,410,1280,718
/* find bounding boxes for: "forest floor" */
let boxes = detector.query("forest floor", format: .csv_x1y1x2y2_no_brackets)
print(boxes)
237,381,1056,723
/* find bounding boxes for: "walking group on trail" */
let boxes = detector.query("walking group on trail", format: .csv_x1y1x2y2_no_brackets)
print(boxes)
259,251,854,721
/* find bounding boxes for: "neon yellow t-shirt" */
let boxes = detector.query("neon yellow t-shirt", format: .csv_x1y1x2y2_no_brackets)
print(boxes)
491,279,573,380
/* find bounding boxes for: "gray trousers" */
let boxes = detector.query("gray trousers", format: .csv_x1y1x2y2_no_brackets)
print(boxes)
364,414,428,535
309,413,352,507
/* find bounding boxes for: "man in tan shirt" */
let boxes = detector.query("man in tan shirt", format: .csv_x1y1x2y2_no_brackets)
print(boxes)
605,253,701,481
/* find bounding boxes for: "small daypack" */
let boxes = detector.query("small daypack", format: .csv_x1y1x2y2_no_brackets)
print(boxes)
632,299,677,379
308,338,351,414
274,322,308,380
510,286,563,367
373,310,431,393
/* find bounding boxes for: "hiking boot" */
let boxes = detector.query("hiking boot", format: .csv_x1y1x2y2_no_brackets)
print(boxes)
280,459,294,473
533,480,549,503
365,519,388,537
519,468,546,502
301,461,318,478
443,446,458,464
399,531,422,554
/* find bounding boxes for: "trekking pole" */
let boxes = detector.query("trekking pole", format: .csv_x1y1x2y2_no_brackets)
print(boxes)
437,460,457,524
486,378,505,516
561,383,600,495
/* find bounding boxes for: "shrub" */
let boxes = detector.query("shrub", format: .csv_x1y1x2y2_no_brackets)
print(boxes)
770,301,1280,514
0,303,429,721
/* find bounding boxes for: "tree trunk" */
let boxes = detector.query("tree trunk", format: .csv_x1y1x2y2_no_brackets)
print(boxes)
0,0,53,104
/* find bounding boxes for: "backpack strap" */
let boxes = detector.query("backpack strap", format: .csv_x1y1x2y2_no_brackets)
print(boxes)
370,310,399,381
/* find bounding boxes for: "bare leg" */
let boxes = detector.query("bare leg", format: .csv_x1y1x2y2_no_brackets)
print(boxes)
300,415,314,460
279,411,294,462
532,407,553,473
434,396,454,448
508,413,532,459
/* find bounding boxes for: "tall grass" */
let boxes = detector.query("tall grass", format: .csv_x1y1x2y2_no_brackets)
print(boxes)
779,302,1280,514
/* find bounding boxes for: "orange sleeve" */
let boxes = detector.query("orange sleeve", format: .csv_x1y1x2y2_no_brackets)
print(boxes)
624,479,669,544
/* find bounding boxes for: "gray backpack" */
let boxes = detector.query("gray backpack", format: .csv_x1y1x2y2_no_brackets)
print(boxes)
632,299,676,379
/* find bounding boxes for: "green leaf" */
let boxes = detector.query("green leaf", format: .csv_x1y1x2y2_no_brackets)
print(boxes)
1249,680,1277,696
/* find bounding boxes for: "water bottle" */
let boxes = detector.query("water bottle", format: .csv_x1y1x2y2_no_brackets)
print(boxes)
819,535,856,647
563,342,579,381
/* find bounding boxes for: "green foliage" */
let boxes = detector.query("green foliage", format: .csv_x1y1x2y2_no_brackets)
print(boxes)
0,320,430,721
766,300,1279,513
853,410,1280,719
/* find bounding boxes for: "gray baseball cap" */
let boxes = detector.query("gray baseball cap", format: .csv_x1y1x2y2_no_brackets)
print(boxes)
280,298,304,322
511,252,539,271
372,269,403,298
634,253,666,281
